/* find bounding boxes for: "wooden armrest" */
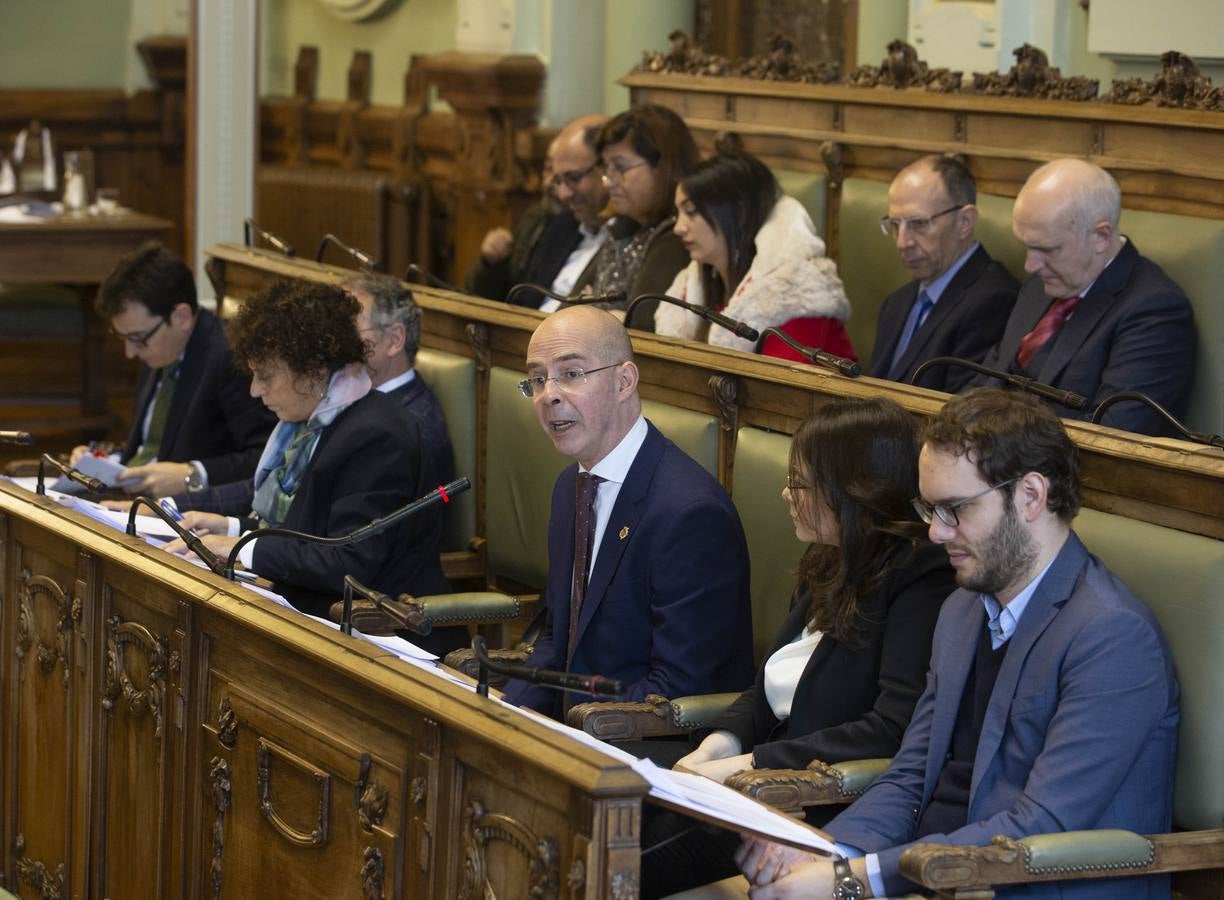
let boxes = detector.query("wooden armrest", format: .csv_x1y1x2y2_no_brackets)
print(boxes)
725,757,891,814
566,694,686,741
666,692,740,729
330,591,522,635
899,829,1223,895
442,646,532,687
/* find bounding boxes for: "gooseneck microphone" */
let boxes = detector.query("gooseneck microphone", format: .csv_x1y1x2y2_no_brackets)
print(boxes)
126,497,225,576
505,282,627,308
1091,391,1224,448
756,326,861,377
222,478,470,580
909,357,1088,411
36,453,105,496
405,264,462,293
0,431,34,445
243,218,296,258
338,575,432,637
626,293,760,342
470,635,624,700
316,233,383,272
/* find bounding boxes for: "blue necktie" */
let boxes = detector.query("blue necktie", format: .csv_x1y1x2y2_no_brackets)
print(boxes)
888,290,934,380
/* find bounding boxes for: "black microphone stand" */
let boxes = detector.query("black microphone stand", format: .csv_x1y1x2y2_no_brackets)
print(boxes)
404,264,462,293
37,453,105,496
756,326,861,377
222,477,470,580
1091,392,1224,447
243,218,296,257
125,496,226,576
505,282,627,308
470,635,625,700
909,356,1088,411
625,293,760,342
316,233,383,272
338,575,433,637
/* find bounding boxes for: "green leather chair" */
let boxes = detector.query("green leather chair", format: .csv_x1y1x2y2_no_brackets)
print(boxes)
415,348,476,553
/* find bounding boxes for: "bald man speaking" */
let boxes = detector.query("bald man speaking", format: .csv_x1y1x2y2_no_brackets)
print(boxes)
503,306,754,720
977,158,1197,436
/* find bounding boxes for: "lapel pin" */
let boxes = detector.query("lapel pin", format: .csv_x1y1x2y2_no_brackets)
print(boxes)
618,525,629,540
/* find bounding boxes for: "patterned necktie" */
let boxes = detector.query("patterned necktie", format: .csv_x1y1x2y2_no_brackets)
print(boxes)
888,289,934,379
1016,295,1080,370
128,360,181,466
568,472,605,662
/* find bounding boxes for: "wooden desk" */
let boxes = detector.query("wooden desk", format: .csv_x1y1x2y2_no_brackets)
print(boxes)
0,211,173,425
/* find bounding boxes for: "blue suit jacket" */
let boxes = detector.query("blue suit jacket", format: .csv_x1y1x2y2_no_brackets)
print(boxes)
503,421,755,719
868,245,1019,393
827,532,1179,899
976,239,1196,436
383,373,455,485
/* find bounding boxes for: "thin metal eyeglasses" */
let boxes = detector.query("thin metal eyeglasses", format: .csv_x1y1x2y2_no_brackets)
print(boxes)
911,477,1018,527
600,160,650,183
549,163,598,190
879,205,966,239
111,317,167,349
518,362,625,398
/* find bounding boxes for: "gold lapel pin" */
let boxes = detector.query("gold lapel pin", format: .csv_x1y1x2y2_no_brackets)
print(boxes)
618,525,629,540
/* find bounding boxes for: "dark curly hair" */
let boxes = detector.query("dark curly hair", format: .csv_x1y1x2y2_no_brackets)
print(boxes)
922,387,1081,521
791,397,927,643
226,280,366,378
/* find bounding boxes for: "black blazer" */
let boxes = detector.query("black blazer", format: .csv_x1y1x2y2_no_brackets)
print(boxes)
122,308,276,485
700,541,955,771
383,375,455,485
976,238,1197,436
869,245,1019,393
464,207,583,306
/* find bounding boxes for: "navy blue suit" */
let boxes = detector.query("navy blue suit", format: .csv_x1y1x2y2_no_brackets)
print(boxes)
503,421,755,719
122,308,276,484
827,532,1179,898
976,239,1197,436
383,373,455,485
869,245,1019,393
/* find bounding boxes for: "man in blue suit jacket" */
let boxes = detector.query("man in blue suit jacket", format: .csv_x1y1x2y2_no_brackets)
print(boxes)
975,159,1196,437
503,306,755,720
740,389,1178,899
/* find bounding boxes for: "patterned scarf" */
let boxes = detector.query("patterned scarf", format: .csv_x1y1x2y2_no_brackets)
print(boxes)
251,364,371,527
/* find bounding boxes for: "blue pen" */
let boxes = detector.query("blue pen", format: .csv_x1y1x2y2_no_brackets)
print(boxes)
159,498,185,522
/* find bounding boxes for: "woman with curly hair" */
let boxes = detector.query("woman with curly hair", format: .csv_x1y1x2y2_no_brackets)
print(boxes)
640,397,955,898
165,279,462,654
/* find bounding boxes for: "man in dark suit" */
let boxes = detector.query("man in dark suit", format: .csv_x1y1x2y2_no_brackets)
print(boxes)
869,155,1019,392
976,158,1197,436
343,273,454,484
739,389,1179,900
465,114,610,309
503,306,754,719
71,242,275,497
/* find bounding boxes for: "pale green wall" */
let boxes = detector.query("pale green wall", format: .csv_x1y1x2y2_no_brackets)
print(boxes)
0,0,132,88
857,0,908,68
602,0,694,114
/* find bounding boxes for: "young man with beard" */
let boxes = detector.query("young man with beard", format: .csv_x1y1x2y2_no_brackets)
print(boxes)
735,388,1179,900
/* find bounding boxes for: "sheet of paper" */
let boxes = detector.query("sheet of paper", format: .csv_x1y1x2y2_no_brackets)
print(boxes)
59,496,179,539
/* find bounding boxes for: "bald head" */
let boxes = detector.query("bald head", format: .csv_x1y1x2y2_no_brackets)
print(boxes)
549,114,611,229
1012,159,1124,298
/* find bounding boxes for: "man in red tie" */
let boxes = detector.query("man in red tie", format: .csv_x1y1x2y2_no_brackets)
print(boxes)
975,158,1197,436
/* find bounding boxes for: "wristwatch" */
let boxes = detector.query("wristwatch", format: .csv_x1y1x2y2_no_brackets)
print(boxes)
832,858,865,900
184,466,205,492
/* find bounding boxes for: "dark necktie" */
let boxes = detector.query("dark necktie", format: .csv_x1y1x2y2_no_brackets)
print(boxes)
568,472,605,662
129,360,181,466
888,289,934,379
1016,295,1080,370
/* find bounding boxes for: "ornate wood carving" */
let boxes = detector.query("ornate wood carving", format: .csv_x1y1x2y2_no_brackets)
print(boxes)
849,39,960,92
466,322,492,373
101,615,169,737
294,45,319,101
567,694,678,742
458,798,560,900
902,835,1025,896
610,870,640,900
708,374,742,433
358,777,388,832
256,738,331,847
819,141,845,188
1107,50,1224,110
361,846,384,900
208,757,231,900
568,859,586,894
14,833,65,900
15,569,78,686
971,44,1097,101
216,696,237,749
639,30,838,83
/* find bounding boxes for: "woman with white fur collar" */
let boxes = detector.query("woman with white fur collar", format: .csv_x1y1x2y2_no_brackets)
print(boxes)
658,152,856,363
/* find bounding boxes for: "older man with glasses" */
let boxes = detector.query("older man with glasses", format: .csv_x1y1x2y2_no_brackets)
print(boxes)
867,154,1019,393
69,241,275,497
502,305,754,721
465,114,610,309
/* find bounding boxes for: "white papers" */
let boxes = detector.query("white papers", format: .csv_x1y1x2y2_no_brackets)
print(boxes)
59,496,179,539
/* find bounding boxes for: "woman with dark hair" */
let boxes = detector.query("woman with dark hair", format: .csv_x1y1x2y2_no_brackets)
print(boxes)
658,151,856,364
165,279,465,656
641,397,955,898
573,104,699,331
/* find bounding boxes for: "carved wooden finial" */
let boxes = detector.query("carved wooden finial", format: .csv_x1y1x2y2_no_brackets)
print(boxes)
294,46,319,101
348,50,372,105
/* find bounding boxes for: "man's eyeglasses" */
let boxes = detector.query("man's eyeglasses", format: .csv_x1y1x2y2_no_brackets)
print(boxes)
879,205,966,239
518,362,625,398
111,318,167,349
911,477,1018,528
549,163,598,190
600,160,650,183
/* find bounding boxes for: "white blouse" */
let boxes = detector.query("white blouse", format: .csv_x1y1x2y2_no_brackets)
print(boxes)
762,624,823,720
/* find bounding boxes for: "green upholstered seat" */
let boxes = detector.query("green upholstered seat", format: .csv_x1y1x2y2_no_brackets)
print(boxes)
415,348,477,553
640,398,719,477
775,170,828,239
729,426,806,664
1073,508,1224,830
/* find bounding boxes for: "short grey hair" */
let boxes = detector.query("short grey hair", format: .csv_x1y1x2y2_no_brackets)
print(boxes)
341,273,421,365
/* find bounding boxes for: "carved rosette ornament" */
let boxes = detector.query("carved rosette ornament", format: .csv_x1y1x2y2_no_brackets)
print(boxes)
611,870,640,900
458,798,560,899
217,696,238,749
101,615,170,738
14,833,66,900
361,846,385,900
208,757,231,900
15,569,78,687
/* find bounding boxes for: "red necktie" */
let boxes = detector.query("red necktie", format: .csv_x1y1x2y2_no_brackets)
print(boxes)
1016,295,1080,370
568,472,604,662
